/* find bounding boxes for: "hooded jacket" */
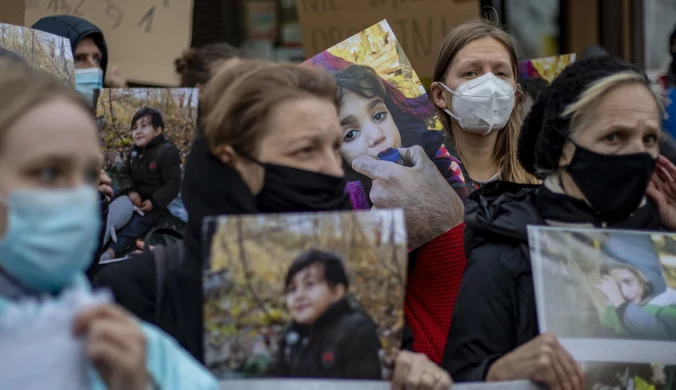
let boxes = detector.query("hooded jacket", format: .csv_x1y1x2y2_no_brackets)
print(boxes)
442,179,663,382
32,15,108,80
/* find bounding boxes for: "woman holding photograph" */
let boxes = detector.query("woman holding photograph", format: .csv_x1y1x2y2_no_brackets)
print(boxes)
444,55,676,389
430,18,540,189
176,59,452,389
0,61,218,390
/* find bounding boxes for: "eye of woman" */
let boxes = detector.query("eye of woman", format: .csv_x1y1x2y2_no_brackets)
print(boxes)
86,169,100,185
292,145,315,158
462,70,479,78
602,132,621,144
643,133,659,146
343,129,359,142
35,166,61,186
495,70,511,78
373,111,387,123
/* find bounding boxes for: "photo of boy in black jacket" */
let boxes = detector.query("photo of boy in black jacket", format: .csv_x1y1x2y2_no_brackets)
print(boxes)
100,107,182,260
267,249,383,380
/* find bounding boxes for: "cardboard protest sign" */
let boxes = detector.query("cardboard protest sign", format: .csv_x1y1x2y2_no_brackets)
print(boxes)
304,20,470,209
0,23,75,86
296,0,479,81
203,210,408,380
25,0,194,85
0,0,23,25
95,88,197,260
528,226,676,367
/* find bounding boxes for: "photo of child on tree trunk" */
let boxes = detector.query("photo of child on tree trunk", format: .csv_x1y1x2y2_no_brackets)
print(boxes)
95,88,198,260
203,210,408,381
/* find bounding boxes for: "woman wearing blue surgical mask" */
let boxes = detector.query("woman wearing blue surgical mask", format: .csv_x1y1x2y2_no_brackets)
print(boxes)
430,18,539,190
0,62,218,390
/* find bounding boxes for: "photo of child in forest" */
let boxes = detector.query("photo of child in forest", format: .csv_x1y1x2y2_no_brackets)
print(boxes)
203,210,407,381
96,88,198,260
267,249,382,379
528,226,676,366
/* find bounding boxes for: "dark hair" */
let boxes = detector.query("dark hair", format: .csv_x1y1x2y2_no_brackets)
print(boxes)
131,107,164,131
335,65,387,105
520,77,549,101
175,43,240,87
284,249,349,291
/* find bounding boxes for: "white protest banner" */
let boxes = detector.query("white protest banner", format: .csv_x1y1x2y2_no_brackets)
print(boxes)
25,0,194,85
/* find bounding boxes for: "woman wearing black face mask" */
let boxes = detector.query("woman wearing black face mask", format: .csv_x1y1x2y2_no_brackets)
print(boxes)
171,60,452,388
443,56,676,389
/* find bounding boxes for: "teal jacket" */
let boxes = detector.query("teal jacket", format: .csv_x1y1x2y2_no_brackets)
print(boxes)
0,275,219,390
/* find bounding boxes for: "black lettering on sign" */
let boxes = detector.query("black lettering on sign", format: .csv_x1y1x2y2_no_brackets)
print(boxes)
105,0,125,30
44,0,85,17
138,6,156,33
390,17,450,60
300,0,341,13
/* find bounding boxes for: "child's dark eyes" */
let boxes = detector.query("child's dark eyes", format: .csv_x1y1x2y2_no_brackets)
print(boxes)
344,129,359,142
373,111,387,122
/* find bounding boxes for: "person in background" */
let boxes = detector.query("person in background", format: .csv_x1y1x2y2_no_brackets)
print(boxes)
268,249,382,379
32,15,127,90
667,26,676,89
444,56,676,389
0,61,218,390
175,43,241,89
430,18,540,191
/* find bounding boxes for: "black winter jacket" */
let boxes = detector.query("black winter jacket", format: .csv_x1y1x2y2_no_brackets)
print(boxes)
118,135,182,210
442,180,664,382
268,298,382,379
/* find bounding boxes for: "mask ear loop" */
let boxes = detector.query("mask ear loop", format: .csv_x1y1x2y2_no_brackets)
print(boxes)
438,82,465,126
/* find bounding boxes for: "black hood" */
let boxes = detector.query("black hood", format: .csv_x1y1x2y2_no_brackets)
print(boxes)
464,181,541,255
32,15,108,77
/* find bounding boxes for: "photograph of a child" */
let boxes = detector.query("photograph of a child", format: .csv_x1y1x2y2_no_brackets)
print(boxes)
96,88,198,260
203,210,407,381
0,23,74,85
304,21,468,207
528,226,676,367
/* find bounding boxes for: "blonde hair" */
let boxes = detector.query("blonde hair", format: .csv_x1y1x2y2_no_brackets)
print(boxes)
432,18,538,185
563,72,665,136
0,61,91,148
201,60,338,155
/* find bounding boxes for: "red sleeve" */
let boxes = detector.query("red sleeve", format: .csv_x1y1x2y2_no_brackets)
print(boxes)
404,223,467,364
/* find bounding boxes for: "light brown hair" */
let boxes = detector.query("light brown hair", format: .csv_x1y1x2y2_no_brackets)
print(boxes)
432,18,538,184
201,60,339,156
0,60,91,149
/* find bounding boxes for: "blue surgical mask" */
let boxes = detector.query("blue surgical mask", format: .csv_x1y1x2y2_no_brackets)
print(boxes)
0,187,101,293
74,67,103,104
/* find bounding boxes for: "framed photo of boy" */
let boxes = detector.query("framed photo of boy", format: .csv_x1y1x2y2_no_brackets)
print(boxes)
95,88,197,260
203,210,408,381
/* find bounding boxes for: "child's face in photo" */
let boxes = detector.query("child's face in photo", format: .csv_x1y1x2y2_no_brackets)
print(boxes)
132,115,162,148
285,263,345,325
608,268,645,304
338,91,402,166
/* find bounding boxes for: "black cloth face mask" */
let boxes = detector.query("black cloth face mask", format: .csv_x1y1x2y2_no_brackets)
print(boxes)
566,142,657,223
242,154,352,213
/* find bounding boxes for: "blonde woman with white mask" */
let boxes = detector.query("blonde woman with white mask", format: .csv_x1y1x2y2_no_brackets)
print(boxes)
431,18,539,190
